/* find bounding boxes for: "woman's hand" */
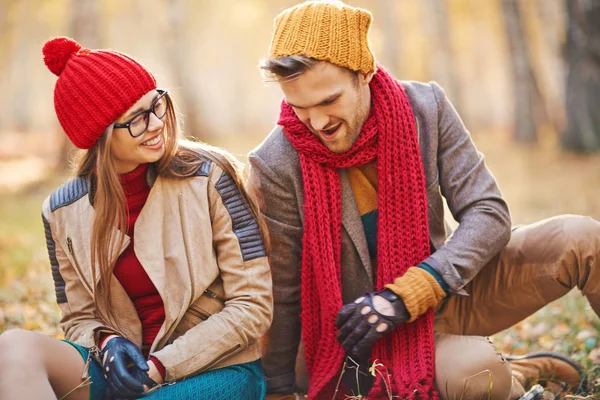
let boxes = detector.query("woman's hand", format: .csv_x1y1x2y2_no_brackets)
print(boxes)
100,336,149,399
146,360,164,386
128,362,159,393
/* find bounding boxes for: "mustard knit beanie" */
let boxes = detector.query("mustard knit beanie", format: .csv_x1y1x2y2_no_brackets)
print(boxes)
268,0,376,74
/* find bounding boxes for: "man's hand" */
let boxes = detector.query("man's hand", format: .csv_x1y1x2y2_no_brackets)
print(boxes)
100,336,149,399
335,289,410,360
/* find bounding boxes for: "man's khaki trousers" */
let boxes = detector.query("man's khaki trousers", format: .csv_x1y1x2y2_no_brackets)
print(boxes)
433,214,600,399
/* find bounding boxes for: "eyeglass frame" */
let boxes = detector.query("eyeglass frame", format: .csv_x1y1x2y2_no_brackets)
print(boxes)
113,89,169,138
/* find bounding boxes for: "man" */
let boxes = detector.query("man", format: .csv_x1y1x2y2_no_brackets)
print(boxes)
248,1,600,399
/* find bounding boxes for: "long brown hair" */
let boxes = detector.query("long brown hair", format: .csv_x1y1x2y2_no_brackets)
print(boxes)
73,92,266,313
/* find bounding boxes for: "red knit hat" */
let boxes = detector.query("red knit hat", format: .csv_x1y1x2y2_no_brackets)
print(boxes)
42,37,157,149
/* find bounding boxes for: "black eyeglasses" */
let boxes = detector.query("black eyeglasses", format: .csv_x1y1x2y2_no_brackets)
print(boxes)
114,89,169,138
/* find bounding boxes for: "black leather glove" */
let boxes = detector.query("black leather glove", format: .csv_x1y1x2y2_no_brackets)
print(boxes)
335,289,410,361
100,337,149,399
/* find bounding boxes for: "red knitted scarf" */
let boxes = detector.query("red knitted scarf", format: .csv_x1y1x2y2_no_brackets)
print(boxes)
279,66,437,400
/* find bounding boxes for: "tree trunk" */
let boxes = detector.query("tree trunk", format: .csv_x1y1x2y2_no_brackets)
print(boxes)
11,0,32,133
534,1,567,134
373,1,401,76
71,0,99,48
56,0,100,170
165,0,207,140
0,1,10,132
501,0,542,142
561,0,600,152
424,0,463,113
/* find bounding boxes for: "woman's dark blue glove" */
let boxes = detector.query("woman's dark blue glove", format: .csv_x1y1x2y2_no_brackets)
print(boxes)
335,289,409,361
100,337,149,399
131,367,158,391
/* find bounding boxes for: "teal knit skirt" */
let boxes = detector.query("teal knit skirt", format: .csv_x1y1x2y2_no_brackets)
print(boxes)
63,340,266,400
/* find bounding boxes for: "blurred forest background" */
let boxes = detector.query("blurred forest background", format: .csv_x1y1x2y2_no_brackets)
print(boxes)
1,0,600,395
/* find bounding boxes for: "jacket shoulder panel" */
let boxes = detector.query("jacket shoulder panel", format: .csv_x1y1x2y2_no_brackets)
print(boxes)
400,80,441,120
249,126,303,190
250,126,299,168
214,171,267,262
42,213,67,303
194,160,213,177
50,176,89,212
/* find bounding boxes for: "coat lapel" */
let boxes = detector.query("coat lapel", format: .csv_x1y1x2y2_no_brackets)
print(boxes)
340,169,373,282
134,178,191,339
134,178,167,296
75,194,141,342
76,195,131,289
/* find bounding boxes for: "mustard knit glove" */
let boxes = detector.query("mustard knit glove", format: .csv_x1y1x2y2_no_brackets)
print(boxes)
384,266,447,322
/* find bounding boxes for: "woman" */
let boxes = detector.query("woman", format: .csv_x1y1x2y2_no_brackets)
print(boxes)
0,37,272,400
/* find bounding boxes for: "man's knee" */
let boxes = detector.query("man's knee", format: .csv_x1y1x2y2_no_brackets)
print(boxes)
435,334,513,400
560,216,600,284
512,215,599,267
562,215,600,247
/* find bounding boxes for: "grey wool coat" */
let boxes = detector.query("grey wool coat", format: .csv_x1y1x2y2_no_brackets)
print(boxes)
247,80,511,387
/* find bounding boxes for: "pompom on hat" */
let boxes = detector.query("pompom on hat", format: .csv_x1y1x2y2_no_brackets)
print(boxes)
42,37,156,149
268,0,376,74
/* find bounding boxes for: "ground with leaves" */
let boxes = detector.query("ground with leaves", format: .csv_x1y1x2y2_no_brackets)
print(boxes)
0,132,599,396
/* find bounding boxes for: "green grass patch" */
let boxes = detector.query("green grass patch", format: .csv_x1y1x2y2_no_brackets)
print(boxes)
0,183,55,281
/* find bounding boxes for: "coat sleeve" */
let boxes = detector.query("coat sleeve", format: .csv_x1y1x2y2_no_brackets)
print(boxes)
422,82,512,293
246,150,303,393
41,198,110,348
151,165,273,382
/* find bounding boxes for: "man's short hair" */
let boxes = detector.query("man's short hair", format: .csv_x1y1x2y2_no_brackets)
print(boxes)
259,55,318,81
260,55,359,83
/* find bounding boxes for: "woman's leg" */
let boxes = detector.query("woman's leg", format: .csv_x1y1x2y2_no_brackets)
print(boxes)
435,333,522,400
0,329,90,400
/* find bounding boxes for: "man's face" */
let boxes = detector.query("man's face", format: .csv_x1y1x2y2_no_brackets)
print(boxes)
279,62,373,154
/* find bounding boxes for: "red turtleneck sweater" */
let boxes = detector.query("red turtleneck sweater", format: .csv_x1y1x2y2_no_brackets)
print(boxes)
105,163,166,378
